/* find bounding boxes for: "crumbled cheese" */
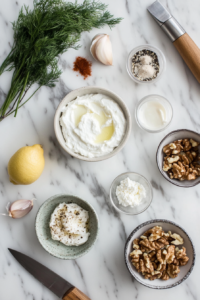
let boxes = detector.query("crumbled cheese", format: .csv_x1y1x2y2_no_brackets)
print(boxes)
116,177,146,207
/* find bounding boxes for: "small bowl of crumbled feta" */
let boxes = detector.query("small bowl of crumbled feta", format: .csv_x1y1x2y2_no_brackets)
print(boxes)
35,194,99,259
110,172,153,215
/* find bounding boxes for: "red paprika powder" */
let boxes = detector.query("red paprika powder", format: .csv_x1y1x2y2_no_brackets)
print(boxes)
73,56,92,79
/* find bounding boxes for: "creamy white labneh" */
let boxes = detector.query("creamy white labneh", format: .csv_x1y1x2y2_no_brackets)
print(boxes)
49,203,90,246
60,94,126,158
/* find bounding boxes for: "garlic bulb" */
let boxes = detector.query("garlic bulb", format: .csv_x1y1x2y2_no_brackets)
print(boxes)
90,34,113,66
8,199,34,219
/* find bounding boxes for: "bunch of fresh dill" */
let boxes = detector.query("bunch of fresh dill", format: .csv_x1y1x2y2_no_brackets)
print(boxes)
0,0,122,121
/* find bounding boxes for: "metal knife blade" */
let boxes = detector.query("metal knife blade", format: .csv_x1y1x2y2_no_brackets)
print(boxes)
147,1,185,42
8,249,73,299
147,1,171,25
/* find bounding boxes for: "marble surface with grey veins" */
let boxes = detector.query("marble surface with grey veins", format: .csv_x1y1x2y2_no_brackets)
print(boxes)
0,0,200,299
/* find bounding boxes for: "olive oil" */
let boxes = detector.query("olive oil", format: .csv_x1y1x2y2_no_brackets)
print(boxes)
73,105,114,143
95,123,114,143
73,105,88,126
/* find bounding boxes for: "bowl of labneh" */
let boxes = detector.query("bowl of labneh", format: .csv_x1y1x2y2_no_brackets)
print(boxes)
124,219,195,289
35,194,99,259
54,86,131,161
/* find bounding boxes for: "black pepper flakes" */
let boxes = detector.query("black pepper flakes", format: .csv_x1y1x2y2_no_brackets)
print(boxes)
131,49,160,81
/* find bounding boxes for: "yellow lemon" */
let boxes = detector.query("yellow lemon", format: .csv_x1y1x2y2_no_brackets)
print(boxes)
8,144,45,185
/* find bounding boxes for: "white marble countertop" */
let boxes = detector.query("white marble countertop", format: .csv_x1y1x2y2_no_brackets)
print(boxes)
0,0,200,299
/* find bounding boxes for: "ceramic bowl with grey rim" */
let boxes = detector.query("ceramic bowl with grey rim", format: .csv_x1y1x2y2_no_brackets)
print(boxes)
156,129,200,188
124,219,195,289
35,194,99,260
54,86,131,162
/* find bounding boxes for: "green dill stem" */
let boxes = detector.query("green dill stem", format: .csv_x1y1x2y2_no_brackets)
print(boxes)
6,86,41,117
0,55,27,117
0,76,22,116
14,72,29,117
0,49,14,75
11,56,26,84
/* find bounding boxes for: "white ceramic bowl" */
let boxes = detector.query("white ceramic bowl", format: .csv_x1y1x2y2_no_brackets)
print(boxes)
54,86,131,162
110,172,153,215
156,129,200,187
124,219,195,289
126,44,166,84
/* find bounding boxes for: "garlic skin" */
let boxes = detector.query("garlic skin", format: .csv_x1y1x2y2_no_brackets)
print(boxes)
90,34,113,66
8,199,34,219
90,34,104,61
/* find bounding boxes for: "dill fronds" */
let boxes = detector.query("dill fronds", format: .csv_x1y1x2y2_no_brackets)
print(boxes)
0,0,122,120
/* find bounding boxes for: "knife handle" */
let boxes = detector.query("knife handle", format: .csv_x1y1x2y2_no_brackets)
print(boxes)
63,287,91,300
173,33,200,83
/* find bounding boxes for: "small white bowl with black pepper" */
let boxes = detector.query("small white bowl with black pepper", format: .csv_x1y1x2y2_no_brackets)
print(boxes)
126,45,166,84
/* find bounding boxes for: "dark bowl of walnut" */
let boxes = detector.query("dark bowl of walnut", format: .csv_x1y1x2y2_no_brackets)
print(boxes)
124,219,195,289
156,129,200,188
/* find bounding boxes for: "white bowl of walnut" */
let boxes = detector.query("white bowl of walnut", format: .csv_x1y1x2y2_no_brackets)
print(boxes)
156,129,200,188
124,220,195,289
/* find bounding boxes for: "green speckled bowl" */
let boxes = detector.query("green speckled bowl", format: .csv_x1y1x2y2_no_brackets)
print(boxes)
35,194,99,260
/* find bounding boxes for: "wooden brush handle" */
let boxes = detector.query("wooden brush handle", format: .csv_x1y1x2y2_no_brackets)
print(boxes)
63,287,91,300
173,33,200,83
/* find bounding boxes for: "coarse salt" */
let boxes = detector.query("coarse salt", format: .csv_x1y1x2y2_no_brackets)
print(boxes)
116,177,146,207
139,55,152,65
136,65,156,80
131,49,159,81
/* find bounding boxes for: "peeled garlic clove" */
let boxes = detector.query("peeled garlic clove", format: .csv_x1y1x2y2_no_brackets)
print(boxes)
8,199,34,219
90,34,113,66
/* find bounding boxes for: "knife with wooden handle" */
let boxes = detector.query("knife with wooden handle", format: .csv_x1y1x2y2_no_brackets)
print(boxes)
148,1,200,83
63,287,91,300
8,249,91,300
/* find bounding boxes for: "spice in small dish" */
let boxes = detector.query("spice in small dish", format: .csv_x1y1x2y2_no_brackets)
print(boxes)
116,177,146,207
131,50,159,81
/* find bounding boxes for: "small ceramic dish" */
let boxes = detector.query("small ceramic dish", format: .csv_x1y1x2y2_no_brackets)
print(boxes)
135,94,173,133
126,44,166,84
156,129,200,187
54,86,131,162
35,194,99,260
110,172,153,215
124,219,195,289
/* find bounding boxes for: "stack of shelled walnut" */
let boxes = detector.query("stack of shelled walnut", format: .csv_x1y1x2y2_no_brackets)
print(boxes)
130,226,189,281
162,139,200,180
